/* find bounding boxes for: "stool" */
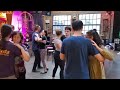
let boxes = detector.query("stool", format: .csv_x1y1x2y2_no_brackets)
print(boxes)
47,50,55,61
46,47,53,56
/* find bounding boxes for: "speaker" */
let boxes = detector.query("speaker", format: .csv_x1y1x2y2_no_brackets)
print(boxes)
113,11,120,39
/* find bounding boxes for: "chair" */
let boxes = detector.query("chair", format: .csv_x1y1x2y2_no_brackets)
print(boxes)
46,45,55,61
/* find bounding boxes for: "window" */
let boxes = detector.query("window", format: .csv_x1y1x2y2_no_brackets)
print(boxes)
53,15,71,34
79,14,101,34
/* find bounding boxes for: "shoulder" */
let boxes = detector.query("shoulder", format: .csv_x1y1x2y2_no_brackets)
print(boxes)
82,37,92,44
7,41,16,48
54,39,62,44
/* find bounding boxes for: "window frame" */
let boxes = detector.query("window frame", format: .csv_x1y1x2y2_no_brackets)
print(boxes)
52,15,71,34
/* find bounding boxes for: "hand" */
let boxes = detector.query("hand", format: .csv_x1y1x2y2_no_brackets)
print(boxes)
90,40,98,48
14,43,23,50
42,40,46,44
38,38,42,41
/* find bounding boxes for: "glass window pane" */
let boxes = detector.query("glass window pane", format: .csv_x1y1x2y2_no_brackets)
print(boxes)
79,15,83,20
53,16,56,20
97,19,101,24
81,20,85,24
96,25,100,30
82,15,86,19
68,21,71,25
86,20,90,24
53,20,57,25
86,14,90,19
93,25,97,29
59,16,61,20
56,16,59,20
64,16,68,20
93,20,97,24
83,26,85,30
55,20,58,25
65,21,68,25
97,14,101,19
88,26,93,30
85,26,89,30
61,20,64,25
68,15,71,20
90,14,93,19
93,14,97,19
89,20,93,24
84,30,89,35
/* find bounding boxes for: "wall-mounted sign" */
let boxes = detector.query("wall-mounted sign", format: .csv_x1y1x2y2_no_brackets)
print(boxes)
0,13,7,22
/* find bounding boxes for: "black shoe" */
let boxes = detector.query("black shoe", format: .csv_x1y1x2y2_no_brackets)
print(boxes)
40,71,47,74
32,70,40,72
46,68,49,71
38,66,43,69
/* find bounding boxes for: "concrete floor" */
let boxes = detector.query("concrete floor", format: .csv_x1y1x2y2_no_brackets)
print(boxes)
25,51,120,79
25,56,60,79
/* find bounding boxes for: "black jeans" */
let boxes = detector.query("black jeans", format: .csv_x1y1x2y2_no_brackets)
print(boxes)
17,72,26,79
52,51,65,79
32,50,41,71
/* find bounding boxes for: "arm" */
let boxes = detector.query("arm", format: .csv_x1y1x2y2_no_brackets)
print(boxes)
34,33,42,42
14,43,30,62
60,53,65,60
41,36,47,44
88,40,105,62
91,40,113,61
42,40,46,44
60,41,65,60
91,40,103,52
94,53,105,62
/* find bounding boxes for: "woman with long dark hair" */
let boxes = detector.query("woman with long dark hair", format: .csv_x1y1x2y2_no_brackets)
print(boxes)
11,31,30,79
0,24,29,79
86,29,113,79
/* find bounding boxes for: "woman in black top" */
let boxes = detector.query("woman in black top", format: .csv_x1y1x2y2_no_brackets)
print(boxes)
11,31,30,79
39,30,48,74
44,30,50,45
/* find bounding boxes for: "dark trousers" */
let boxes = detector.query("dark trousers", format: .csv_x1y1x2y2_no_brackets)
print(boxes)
17,72,26,79
32,50,41,70
52,51,65,79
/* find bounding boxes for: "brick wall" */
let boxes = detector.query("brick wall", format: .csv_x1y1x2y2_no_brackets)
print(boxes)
42,11,114,39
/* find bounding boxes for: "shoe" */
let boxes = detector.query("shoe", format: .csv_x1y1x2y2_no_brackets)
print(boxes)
52,77,55,79
32,70,40,72
38,66,43,69
46,68,49,71
40,71,47,74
